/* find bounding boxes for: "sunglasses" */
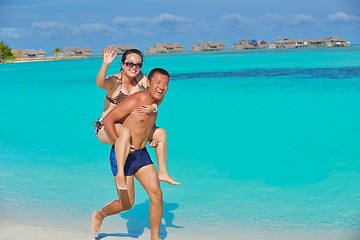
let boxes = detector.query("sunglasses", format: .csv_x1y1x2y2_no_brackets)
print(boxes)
125,62,142,69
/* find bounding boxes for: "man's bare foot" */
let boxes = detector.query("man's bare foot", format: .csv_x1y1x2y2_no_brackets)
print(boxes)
158,173,180,185
91,211,102,238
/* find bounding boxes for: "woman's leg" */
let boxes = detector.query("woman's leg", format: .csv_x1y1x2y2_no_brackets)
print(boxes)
91,176,135,237
151,126,180,185
113,127,131,190
96,123,128,145
97,123,131,189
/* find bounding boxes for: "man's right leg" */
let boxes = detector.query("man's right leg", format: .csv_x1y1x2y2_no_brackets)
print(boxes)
91,176,135,237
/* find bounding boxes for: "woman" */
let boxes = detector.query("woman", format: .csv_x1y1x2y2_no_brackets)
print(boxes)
94,46,179,189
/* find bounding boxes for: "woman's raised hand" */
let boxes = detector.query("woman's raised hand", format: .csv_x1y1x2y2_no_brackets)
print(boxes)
102,45,117,65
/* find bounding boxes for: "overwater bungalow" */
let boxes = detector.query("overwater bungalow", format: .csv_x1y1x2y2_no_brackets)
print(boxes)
274,36,350,49
113,45,138,55
12,49,47,59
323,36,350,47
190,41,226,52
60,47,93,57
146,42,184,54
233,39,267,50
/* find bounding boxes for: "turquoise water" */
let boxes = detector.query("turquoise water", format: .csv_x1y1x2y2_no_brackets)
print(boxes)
1,47,360,236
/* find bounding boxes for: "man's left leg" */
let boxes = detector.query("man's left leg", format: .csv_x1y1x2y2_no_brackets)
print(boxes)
136,164,163,240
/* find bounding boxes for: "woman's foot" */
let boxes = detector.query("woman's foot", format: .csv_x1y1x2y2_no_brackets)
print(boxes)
158,173,180,185
115,175,128,190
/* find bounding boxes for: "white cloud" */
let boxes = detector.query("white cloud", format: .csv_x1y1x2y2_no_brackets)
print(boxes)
113,13,187,26
112,13,191,34
325,12,359,23
152,13,190,32
259,13,318,27
259,13,285,25
152,13,186,24
0,27,28,39
31,21,117,39
112,16,148,27
32,21,74,33
220,14,251,27
291,14,317,24
1,0,91,9
77,23,116,34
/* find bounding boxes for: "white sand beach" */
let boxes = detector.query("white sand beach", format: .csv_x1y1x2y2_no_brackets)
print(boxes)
2,218,358,240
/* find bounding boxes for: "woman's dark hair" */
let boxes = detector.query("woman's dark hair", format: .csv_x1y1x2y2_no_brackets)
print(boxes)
121,49,144,64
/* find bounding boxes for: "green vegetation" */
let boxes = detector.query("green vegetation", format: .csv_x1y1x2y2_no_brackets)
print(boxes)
52,47,61,56
0,41,15,61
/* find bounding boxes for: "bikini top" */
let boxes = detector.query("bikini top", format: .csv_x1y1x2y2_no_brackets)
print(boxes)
105,75,142,105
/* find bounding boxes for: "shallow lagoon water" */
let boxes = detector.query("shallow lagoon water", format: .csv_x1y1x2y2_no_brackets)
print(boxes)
1,47,360,238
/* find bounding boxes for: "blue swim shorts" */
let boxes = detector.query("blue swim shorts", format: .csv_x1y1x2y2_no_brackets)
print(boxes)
109,145,153,176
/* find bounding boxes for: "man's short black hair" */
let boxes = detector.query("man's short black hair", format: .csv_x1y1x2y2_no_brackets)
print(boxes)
148,68,170,81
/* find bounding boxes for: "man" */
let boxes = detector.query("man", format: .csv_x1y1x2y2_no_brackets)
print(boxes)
91,68,170,240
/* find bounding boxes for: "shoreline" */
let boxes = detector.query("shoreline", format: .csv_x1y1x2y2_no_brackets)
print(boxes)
1,55,87,64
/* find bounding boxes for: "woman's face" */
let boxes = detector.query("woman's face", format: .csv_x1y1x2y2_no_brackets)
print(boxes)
122,53,142,79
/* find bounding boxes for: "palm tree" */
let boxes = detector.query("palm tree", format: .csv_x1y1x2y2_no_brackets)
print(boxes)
52,47,61,56
0,41,15,61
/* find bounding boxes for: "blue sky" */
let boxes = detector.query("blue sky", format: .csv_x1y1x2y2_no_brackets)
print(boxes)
1,0,359,54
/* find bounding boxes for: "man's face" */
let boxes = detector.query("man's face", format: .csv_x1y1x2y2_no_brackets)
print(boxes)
147,72,169,100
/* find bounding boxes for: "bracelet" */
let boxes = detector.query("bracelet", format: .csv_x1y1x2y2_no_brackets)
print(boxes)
152,103,158,113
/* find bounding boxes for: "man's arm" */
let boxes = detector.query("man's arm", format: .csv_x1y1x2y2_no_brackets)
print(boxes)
102,94,139,142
